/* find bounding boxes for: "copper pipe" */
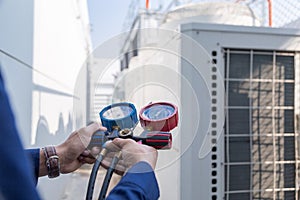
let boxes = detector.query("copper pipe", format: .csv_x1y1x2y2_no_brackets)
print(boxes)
146,0,149,9
267,0,272,26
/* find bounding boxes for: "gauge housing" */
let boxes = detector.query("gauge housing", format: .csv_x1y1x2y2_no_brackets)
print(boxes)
99,102,138,132
139,102,178,131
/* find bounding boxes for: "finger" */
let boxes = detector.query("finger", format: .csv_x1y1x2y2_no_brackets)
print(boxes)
112,138,135,148
105,154,127,168
101,158,111,170
114,166,126,176
105,140,121,152
78,156,84,162
113,159,127,169
101,152,125,166
78,123,107,149
80,149,97,158
101,155,123,167
81,149,90,156
101,159,126,175
103,152,116,159
91,146,101,156
82,157,96,164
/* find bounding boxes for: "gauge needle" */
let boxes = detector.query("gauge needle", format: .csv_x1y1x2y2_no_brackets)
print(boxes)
154,110,163,118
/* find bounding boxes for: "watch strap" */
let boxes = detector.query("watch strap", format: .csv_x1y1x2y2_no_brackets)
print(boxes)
42,146,60,178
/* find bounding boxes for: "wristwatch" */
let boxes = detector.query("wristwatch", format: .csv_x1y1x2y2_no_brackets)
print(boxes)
42,146,60,178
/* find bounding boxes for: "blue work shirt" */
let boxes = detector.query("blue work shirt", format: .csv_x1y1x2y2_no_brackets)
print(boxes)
0,71,40,200
107,161,160,200
0,71,160,200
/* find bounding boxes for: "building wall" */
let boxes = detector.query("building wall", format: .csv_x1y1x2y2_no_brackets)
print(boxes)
119,28,182,200
117,3,259,199
0,0,34,147
33,1,91,199
32,0,91,146
117,19,300,199
0,1,92,199
180,23,300,200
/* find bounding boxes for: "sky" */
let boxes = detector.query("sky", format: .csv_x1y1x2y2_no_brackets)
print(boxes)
87,0,300,52
87,0,133,49
87,0,177,48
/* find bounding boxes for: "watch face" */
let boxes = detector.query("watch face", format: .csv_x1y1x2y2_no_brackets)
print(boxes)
102,105,134,120
142,104,175,120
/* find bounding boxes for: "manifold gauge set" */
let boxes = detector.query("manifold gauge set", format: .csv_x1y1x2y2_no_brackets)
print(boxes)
86,102,178,200
90,101,179,149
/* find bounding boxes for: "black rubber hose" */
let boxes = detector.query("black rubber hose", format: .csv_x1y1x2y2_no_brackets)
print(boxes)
86,149,107,200
98,151,122,200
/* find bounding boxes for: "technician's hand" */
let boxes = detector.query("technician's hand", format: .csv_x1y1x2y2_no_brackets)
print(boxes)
102,138,158,175
39,122,106,176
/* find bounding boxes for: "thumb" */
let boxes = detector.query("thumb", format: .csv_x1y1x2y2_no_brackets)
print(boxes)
80,122,107,138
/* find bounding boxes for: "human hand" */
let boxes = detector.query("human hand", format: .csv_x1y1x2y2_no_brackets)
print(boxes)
39,122,106,177
101,138,158,175
56,122,107,174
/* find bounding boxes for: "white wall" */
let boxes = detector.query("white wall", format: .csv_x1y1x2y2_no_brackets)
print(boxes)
32,0,91,146
115,28,183,200
0,0,92,199
32,1,92,199
0,0,34,147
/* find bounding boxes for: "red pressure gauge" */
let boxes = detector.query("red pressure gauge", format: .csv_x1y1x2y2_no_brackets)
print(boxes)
139,102,178,132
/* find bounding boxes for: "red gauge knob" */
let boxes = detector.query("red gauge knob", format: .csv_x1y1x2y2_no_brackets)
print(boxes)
139,102,178,132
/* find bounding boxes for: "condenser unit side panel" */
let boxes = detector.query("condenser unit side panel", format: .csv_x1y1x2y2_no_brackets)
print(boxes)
180,23,300,200
179,28,224,200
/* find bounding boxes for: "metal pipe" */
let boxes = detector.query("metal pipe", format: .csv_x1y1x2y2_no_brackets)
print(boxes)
146,0,149,9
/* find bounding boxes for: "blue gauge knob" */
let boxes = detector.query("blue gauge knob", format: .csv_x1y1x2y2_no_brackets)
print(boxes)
99,102,138,132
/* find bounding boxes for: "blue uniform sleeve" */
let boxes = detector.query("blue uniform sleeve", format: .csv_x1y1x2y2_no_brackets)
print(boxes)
107,162,160,200
25,148,40,184
0,71,40,199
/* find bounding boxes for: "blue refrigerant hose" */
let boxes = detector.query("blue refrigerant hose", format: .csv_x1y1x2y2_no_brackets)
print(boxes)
86,147,108,200
98,151,122,200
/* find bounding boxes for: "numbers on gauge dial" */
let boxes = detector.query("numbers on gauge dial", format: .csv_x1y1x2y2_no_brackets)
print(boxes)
102,106,133,120
142,104,175,120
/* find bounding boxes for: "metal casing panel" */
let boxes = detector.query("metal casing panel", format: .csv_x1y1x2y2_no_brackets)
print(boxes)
180,23,300,200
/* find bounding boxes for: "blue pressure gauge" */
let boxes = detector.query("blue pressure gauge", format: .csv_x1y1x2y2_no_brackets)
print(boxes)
99,102,138,132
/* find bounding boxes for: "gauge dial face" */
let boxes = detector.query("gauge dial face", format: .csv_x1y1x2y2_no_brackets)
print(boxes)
142,104,175,120
102,105,133,120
